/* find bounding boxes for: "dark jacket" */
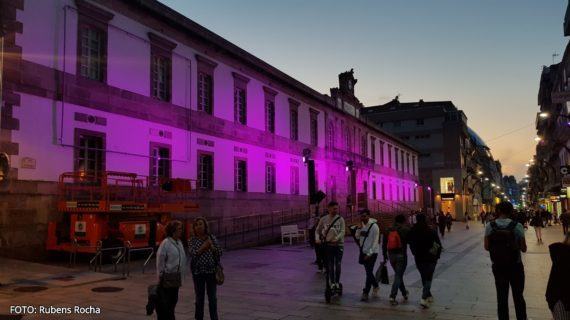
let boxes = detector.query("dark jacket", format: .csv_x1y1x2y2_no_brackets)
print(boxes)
408,222,442,263
546,243,570,311
381,223,409,259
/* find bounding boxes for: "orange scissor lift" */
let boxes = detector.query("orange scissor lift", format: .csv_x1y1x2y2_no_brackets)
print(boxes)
47,171,199,254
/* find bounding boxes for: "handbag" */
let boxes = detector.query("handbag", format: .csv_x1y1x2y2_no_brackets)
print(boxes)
375,261,389,285
160,239,182,288
210,235,225,286
429,240,442,257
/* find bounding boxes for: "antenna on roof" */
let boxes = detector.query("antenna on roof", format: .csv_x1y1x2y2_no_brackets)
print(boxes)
395,94,400,101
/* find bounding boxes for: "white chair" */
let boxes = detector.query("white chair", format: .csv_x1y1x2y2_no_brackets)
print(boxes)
280,225,306,245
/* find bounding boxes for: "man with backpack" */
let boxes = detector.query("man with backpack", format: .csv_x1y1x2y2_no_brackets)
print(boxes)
315,201,345,293
382,214,410,305
484,202,527,320
355,209,380,301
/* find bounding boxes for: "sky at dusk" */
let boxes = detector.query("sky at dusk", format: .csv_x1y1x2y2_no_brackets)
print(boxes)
160,0,568,181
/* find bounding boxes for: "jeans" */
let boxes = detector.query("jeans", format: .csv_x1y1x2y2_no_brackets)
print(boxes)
193,273,218,320
563,224,568,236
156,286,179,320
362,253,378,294
389,253,408,298
416,261,437,299
325,245,343,285
316,244,325,270
492,263,527,320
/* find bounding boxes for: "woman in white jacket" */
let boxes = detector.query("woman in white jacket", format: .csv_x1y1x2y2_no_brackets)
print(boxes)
156,220,187,320
355,209,380,301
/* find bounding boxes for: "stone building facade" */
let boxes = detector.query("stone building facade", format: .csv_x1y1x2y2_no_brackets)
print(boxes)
0,0,418,259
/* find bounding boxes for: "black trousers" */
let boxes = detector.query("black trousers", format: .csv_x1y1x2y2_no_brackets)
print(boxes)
193,273,218,320
316,244,325,269
362,253,378,294
563,223,569,235
156,286,179,320
492,263,527,320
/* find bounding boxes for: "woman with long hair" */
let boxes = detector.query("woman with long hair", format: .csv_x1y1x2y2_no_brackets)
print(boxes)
546,232,570,319
189,217,222,320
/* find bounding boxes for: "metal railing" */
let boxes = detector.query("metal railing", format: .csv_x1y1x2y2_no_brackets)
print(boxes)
88,241,127,275
125,244,154,276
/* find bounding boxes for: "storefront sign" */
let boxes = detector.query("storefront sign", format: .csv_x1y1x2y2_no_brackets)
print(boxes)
440,177,455,194
441,193,455,200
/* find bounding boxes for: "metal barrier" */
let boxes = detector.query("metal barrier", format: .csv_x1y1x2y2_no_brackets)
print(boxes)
68,238,78,268
89,241,127,274
125,244,154,276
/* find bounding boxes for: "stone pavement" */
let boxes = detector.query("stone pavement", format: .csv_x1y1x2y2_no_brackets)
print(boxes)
0,222,562,320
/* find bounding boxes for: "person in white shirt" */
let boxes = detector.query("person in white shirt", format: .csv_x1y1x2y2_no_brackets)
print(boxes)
356,209,380,301
156,220,187,320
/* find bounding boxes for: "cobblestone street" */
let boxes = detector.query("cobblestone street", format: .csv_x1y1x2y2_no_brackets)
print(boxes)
0,222,561,319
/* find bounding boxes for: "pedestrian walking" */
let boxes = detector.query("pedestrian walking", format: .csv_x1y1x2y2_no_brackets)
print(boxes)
408,213,442,308
315,201,346,293
156,220,187,320
382,214,410,305
530,212,544,243
189,217,222,320
465,212,470,230
546,232,570,320
437,212,447,238
481,211,487,226
309,208,325,272
355,209,380,301
560,211,570,236
484,202,527,320
445,212,453,232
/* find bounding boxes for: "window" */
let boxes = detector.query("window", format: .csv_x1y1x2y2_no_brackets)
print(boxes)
381,183,385,200
371,137,376,162
416,119,424,126
310,110,319,146
79,26,105,81
198,72,213,114
387,145,392,168
395,148,400,171
379,141,384,166
290,108,299,141
234,159,247,192
291,166,299,195
150,144,171,185
233,72,249,125
76,0,113,82
264,87,277,134
74,129,105,180
151,54,171,101
196,55,217,115
345,128,352,152
198,153,213,190
149,33,176,102
407,153,411,173
361,135,367,157
327,122,335,149
265,100,275,133
265,163,276,193
412,156,417,175
372,181,377,200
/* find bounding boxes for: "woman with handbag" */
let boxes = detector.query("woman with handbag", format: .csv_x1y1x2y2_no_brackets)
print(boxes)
408,214,442,309
189,217,222,320
156,220,187,320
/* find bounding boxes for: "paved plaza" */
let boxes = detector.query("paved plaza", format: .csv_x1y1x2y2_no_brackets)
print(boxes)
0,222,562,319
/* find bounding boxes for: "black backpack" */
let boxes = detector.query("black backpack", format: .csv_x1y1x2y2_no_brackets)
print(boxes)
488,220,519,267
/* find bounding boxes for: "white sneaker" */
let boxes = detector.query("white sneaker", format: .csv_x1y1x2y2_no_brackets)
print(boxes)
420,299,429,309
427,296,434,303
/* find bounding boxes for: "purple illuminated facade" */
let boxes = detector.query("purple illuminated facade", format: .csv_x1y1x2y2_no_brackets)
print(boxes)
0,0,418,257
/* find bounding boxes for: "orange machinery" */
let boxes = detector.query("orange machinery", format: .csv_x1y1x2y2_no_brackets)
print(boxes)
47,171,199,253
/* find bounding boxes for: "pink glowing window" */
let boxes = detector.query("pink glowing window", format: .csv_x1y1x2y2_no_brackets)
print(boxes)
265,163,276,193
74,129,105,180
198,153,213,190
198,72,213,114
150,144,171,185
290,166,299,195
327,122,335,149
379,141,385,166
372,181,377,200
370,137,376,162
361,135,367,157
234,159,247,192
387,144,392,168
